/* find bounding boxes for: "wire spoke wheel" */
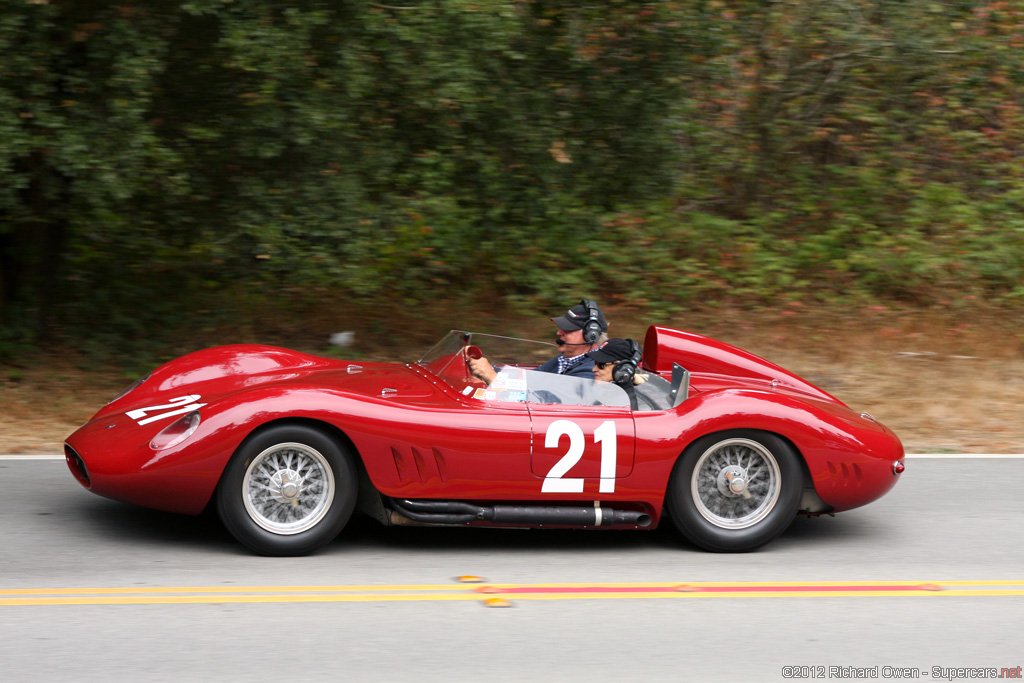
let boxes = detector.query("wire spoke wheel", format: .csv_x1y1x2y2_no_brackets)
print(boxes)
243,442,335,535
217,425,358,556
691,438,780,529
667,430,801,552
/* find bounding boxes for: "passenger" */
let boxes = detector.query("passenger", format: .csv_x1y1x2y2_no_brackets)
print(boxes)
586,338,648,409
468,299,609,385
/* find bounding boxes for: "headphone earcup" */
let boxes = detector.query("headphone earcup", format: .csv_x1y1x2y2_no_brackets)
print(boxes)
613,360,636,385
580,299,601,344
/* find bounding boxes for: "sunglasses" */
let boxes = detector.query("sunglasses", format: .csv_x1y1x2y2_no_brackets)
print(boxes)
595,361,619,370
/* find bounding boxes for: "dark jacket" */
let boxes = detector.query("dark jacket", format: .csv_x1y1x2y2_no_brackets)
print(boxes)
535,354,596,378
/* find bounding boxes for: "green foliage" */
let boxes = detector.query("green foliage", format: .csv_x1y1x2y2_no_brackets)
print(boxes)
0,1,1023,359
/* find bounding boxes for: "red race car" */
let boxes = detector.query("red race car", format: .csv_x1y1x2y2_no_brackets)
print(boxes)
64,325,904,555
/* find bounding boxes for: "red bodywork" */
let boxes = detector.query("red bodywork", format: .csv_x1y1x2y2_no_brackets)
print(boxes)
65,326,903,526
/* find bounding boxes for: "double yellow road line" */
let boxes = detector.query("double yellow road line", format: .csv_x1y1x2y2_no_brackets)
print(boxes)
2,580,1023,607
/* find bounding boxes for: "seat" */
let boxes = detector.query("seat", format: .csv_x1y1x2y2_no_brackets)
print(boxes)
633,373,673,411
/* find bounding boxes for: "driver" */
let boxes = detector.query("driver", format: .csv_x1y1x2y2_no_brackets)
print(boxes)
468,299,609,385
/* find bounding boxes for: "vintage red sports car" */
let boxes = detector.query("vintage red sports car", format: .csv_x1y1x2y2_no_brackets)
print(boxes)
64,325,904,555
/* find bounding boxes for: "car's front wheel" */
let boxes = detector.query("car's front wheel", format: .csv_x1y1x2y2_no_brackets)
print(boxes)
666,430,801,552
216,424,357,556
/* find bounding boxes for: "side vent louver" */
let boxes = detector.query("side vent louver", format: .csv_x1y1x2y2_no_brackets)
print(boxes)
433,448,448,482
391,446,449,484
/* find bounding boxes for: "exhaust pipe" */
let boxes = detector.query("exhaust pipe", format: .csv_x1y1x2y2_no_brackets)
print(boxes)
391,499,652,528
488,504,651,527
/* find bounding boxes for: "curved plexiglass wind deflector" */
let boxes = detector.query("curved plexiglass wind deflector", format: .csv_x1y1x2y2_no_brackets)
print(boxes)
417,330,558,376
415,330,628,407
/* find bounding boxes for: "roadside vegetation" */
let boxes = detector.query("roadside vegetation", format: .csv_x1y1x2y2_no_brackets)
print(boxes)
1,1,1022,369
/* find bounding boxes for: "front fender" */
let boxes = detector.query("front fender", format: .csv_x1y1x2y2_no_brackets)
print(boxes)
67,385,408,515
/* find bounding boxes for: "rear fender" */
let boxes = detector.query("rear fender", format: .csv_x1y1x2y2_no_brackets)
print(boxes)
634,389,900,515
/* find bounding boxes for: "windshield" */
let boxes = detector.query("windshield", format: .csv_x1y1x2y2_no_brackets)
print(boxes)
419,330,556,367
416,330,629,408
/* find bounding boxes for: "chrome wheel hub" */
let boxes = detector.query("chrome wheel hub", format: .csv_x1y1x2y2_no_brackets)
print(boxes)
243,443,335,535
718,465,748,496
271,469,302,504
691,438,781,529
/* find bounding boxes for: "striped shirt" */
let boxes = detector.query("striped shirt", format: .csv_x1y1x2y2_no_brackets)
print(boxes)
556,352,589,375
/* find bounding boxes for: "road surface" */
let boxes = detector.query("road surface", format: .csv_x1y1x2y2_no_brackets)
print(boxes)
1,455,1021,682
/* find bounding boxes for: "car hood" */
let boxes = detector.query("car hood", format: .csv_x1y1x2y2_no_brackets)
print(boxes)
96,345,435,421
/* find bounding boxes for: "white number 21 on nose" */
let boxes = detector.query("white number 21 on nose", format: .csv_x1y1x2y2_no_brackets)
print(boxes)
126,395,206,426
541,420,617,494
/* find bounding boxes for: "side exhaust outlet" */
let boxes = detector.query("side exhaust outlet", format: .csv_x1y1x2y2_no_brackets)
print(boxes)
390,499,652,528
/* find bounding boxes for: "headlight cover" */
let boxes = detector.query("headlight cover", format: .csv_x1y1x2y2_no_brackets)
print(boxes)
150,411,201,451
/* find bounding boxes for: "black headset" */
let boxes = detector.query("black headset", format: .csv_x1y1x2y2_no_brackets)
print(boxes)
612,339,643,386
580,299,603,344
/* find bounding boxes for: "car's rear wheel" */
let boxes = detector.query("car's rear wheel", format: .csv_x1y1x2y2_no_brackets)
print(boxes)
217,424,357,556
666,430,801,552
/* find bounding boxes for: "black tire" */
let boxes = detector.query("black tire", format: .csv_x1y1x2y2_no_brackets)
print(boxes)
666,430,801,552
216,424,357,556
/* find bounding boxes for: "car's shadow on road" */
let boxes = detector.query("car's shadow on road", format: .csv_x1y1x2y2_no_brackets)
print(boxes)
76,498,690,555
327,510,879,555
778,513,876,547
75,498,880,557
77,498,235,552
329,513,688,554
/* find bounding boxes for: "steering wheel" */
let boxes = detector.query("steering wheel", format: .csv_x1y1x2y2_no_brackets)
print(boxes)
464,345,482,382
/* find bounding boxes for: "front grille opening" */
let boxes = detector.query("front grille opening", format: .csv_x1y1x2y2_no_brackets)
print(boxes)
64,444,90,488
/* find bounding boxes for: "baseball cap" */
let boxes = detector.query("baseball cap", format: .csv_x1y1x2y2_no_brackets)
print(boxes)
586,338,639,364
551,300,608,333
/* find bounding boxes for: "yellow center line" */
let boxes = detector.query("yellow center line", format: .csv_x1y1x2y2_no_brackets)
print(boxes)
2,580,1022,607
0,584,460,596
3,579,1019,596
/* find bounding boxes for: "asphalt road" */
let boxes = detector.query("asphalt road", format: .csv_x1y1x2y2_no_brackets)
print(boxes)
1,456,1022,683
